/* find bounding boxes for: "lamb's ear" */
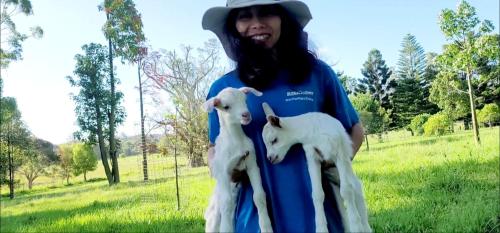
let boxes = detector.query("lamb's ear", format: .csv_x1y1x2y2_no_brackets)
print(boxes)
262,102,276,117
239,87,263,96
202,97,221,112
267,115,282,128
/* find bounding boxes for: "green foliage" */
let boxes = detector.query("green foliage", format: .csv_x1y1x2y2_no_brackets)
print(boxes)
409,114,431,136
57,143,74,184
423,113,453,136
67,43,126,145
72,143,98,181
392,34,437,128
337,71,357,95
477,103,500,127
0,97,32,185
437,0,499,143
0,0,43,68
356,49,395,111
396,34,426,80
429,71,469,120
99,0,146,63
18,148,48,189
350,93,389,136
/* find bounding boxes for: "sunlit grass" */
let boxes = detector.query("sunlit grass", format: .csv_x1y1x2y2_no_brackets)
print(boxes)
0,127,498,232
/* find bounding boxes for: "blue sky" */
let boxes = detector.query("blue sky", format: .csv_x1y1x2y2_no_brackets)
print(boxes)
1,0,498,145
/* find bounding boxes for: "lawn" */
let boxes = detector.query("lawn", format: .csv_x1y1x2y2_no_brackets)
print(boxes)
1,127,498,232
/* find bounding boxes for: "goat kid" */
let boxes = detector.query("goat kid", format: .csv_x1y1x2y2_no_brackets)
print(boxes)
261,102,371,233
203,87,273,233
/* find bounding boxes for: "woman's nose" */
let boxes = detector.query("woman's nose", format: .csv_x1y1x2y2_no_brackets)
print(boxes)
249,17,265,30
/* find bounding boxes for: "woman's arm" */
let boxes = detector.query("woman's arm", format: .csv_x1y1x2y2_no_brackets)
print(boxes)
350,122,364,159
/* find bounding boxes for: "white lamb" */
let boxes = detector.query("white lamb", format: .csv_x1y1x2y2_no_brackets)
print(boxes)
203,87,273,233
261,102,371,233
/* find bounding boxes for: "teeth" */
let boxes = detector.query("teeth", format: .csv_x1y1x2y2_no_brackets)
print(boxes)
252,34,269,41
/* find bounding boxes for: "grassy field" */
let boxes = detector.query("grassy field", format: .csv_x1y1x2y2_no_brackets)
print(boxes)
1,127,498,232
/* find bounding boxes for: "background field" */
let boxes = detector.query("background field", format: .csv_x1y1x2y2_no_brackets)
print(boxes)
1,127,499,232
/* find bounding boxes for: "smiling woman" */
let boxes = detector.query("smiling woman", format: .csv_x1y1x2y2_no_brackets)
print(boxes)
202,0,364,232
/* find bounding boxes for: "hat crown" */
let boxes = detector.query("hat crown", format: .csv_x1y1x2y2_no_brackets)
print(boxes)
226,0,280,7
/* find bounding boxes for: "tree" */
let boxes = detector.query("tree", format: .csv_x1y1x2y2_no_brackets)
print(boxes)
423,112,453,136
0,96,31,198
477,103,500,127
0,0,43,68
356,49,395,131
34,138,57,162
99,0,146,183
338,72,357,95
57,144,73,185
67,43,125,185
356,49,395,110
143,39,221,167
409,114,431,136
350,93,389,146
392,34,432,130
429,70,470,131
18,146,47,190
437,0,498,144
72,143,98,182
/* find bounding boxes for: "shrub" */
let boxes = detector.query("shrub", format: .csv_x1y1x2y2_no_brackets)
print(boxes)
423,113,452,136
409,114,431,136
477,103,500,127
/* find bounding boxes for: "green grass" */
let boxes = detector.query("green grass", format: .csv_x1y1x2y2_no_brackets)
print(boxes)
1,127,498,232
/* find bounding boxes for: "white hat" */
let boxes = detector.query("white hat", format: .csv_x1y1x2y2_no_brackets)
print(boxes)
202,0,312,60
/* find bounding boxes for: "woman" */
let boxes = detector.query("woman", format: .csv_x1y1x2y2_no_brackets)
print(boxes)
202,0,364,232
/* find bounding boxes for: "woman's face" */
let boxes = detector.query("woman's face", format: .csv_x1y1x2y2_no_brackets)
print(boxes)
234,5,282,49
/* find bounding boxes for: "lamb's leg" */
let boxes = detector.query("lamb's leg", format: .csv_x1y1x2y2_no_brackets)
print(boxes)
351,176,371,232
335,157,368,232
325,167,349,232
219,178,237,232
245,155,274,233
303,145,329,233
204,190,221,233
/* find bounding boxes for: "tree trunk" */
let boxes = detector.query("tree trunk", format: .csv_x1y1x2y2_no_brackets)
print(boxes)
364,134,370,151
93,81,113,186
106,12,119,184
466,72,481,145
8,127,14,199
28,179,33,190
139,61,148,181
84,172,87,182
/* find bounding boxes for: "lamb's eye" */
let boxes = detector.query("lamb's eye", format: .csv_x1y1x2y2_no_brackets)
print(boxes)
223,105,230,110
271,138,278,145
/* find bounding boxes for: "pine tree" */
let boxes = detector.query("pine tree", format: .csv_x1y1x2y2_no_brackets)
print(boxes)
356,49,395,117
392,34,436,129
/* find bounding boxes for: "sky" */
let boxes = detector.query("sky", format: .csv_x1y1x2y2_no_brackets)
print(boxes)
1,0,499,145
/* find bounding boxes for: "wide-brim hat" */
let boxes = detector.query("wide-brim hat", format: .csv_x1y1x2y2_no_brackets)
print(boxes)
202,0,312,60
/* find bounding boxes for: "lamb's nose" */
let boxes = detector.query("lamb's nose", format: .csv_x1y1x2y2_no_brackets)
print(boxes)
242,112,250,119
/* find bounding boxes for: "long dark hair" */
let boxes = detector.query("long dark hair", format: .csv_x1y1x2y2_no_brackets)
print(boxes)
224,5,317,89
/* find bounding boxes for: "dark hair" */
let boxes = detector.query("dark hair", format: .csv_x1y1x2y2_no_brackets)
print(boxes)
224,5,317,89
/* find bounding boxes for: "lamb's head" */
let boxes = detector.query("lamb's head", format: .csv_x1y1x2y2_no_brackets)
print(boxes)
203,87,262,125
262,102,295,164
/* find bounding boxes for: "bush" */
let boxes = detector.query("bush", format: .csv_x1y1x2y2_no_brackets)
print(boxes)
477,103,500,127
423,113,452,136
409,114,431,136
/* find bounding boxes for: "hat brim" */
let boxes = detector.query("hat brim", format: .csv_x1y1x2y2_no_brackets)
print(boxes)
202,0,312,60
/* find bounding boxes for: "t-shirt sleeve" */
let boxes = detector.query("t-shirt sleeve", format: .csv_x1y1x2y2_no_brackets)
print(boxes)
207,83,221,144
321,62,359,133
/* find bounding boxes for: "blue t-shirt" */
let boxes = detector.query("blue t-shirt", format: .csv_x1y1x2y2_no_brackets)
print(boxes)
206,60,359,233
